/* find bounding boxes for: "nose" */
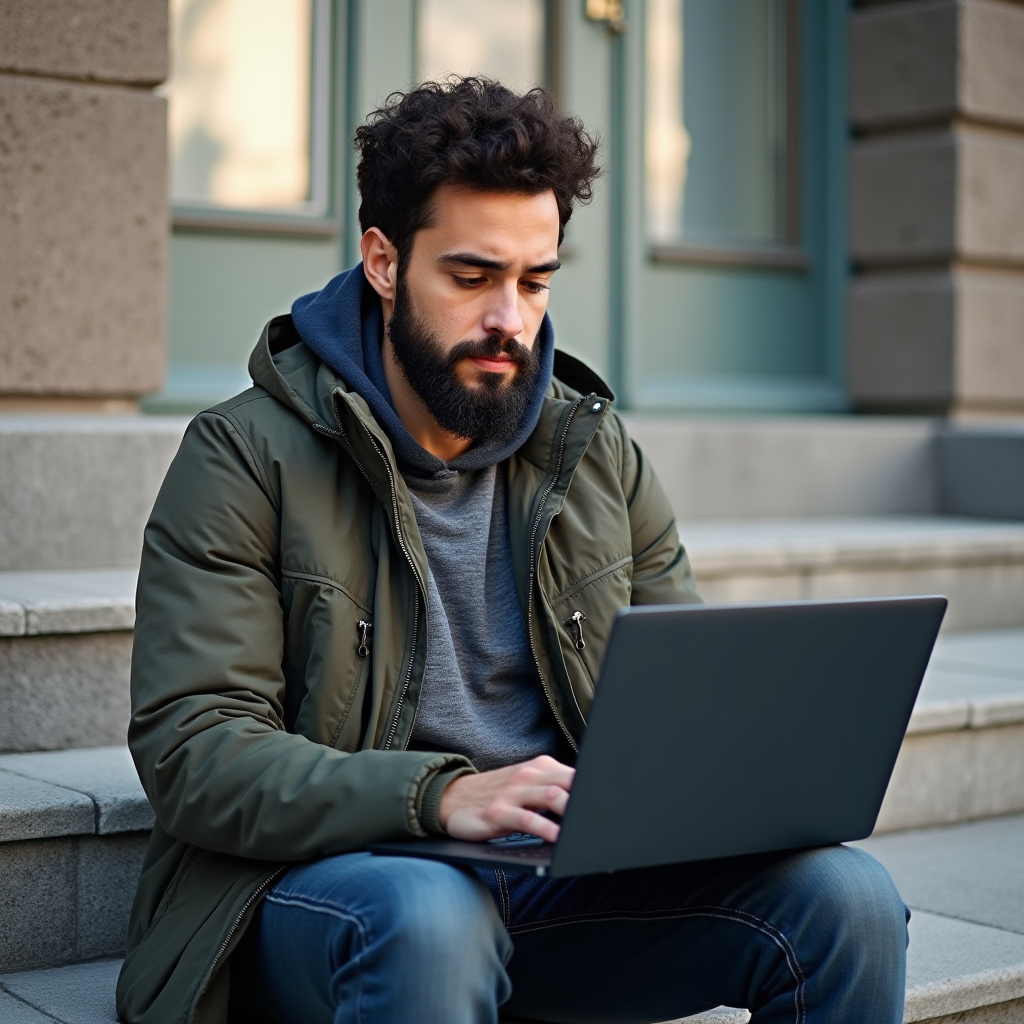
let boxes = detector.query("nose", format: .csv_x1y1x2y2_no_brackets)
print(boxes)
481,280,525,342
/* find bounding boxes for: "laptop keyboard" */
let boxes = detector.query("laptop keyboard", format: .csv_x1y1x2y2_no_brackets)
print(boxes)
487,834,553,860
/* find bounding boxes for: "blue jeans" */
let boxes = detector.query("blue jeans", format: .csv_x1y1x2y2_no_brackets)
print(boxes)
246,845,909,1024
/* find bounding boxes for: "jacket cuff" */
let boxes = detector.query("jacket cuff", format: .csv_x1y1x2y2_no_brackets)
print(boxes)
416,764,477,835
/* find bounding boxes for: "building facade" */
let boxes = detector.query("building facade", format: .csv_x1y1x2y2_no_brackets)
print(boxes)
2,1,1022,421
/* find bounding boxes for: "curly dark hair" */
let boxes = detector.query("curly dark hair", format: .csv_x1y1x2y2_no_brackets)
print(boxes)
354,77,601,262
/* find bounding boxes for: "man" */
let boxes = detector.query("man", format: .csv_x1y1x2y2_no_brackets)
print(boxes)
118,79,908,1024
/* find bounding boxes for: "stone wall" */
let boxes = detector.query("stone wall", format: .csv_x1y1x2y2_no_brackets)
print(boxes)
847,0,1024,414
0,0,168,402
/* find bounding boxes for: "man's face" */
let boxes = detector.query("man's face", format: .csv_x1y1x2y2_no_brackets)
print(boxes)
384,185,561,443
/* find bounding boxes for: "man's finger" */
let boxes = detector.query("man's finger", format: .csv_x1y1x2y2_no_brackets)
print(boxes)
510,784,570,817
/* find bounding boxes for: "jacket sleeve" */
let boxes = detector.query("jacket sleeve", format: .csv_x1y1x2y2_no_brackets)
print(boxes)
614,414,703,607
128,410,471,861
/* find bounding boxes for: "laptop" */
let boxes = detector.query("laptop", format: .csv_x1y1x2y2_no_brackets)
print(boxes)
369,596,947,878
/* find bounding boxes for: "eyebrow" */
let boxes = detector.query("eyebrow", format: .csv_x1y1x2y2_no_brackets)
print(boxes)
437,251,561,274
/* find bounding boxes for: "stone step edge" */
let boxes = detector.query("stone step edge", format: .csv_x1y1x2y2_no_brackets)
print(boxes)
907,694,1024,734
0,569,137,638
0,747,154,841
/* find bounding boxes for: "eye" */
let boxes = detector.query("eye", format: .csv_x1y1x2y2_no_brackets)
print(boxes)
453,275,486,288
522,280,550,294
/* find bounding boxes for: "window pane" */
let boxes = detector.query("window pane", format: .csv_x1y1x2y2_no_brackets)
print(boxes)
419,0,546,91
165,0,315,211
646,0,790,248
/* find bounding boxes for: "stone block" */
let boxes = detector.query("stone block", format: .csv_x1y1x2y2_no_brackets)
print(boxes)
0,632,133,753
623,415,938,520
0,836,77,972
850,127,1024,266
848,271,955,408
0,746,154,834
0,769,93,841
959,128,1024,263
850,0,958,129
0,957,123,1024
851,0,1024,131
76,832,149,959
0,76,167,397
0,0,168,85
850,131,956,264
955,269,1024,408
0,417,186,571
849,268,1024,412
961,0,1024,129
941,425,1024,517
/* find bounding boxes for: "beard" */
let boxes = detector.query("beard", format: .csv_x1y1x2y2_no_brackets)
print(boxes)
386,277,541,446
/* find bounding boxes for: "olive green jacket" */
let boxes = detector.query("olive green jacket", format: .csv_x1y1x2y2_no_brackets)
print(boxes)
116,316,701,1024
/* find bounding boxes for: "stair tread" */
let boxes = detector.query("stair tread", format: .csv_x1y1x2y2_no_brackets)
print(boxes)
682,515,1024,572
0,569,137,637
0,747,152,839
911,627,1024,733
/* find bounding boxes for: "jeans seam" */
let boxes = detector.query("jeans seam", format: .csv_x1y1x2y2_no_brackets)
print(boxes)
264,892,368,1024
496,869,511,930
507,904,806,1024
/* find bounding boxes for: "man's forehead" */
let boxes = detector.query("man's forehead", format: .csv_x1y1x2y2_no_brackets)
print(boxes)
419,185,560,266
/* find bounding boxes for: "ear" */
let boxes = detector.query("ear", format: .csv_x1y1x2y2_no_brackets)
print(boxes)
360,228,399,301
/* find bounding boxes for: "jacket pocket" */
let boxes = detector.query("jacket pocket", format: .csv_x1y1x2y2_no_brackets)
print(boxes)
281,571,373,748
550,556,633,701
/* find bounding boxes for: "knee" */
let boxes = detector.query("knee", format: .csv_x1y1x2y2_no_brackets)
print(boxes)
789,846,908,955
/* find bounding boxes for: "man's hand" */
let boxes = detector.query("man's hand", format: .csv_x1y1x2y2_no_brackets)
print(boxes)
438,755,574,843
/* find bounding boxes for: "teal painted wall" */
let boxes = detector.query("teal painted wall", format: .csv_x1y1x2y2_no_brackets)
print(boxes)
148,232,340,412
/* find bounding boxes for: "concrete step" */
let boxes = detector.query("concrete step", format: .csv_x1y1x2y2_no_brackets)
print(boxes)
0,570,136,753
683,516,1024,632
3,820,1022,1021
879,628,1024,833
0,747,153,973
0,415,186,573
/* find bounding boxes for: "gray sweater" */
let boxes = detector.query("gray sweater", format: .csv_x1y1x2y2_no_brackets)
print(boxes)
405,462,566,772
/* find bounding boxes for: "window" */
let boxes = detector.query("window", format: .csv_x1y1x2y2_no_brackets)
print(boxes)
163,0,330,220
418,0,548,91
646,0,796,254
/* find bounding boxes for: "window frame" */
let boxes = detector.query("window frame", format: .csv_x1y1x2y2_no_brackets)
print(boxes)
645,0,804,269
168,0,339,238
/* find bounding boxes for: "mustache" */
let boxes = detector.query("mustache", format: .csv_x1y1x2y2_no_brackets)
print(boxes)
446,334,534,371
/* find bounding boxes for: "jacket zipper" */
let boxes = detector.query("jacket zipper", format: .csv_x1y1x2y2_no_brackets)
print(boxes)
313,403,424,751
199,865,288,1006
565,609,587,651
526,395,588,753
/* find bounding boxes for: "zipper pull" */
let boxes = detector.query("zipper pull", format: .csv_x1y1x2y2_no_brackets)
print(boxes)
565,609,587,651
357,619,373,658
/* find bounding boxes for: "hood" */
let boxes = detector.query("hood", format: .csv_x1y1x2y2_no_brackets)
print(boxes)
288,263,556,477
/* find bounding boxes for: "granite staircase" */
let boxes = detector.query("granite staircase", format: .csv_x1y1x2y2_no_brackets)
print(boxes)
1,412,1023,1022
